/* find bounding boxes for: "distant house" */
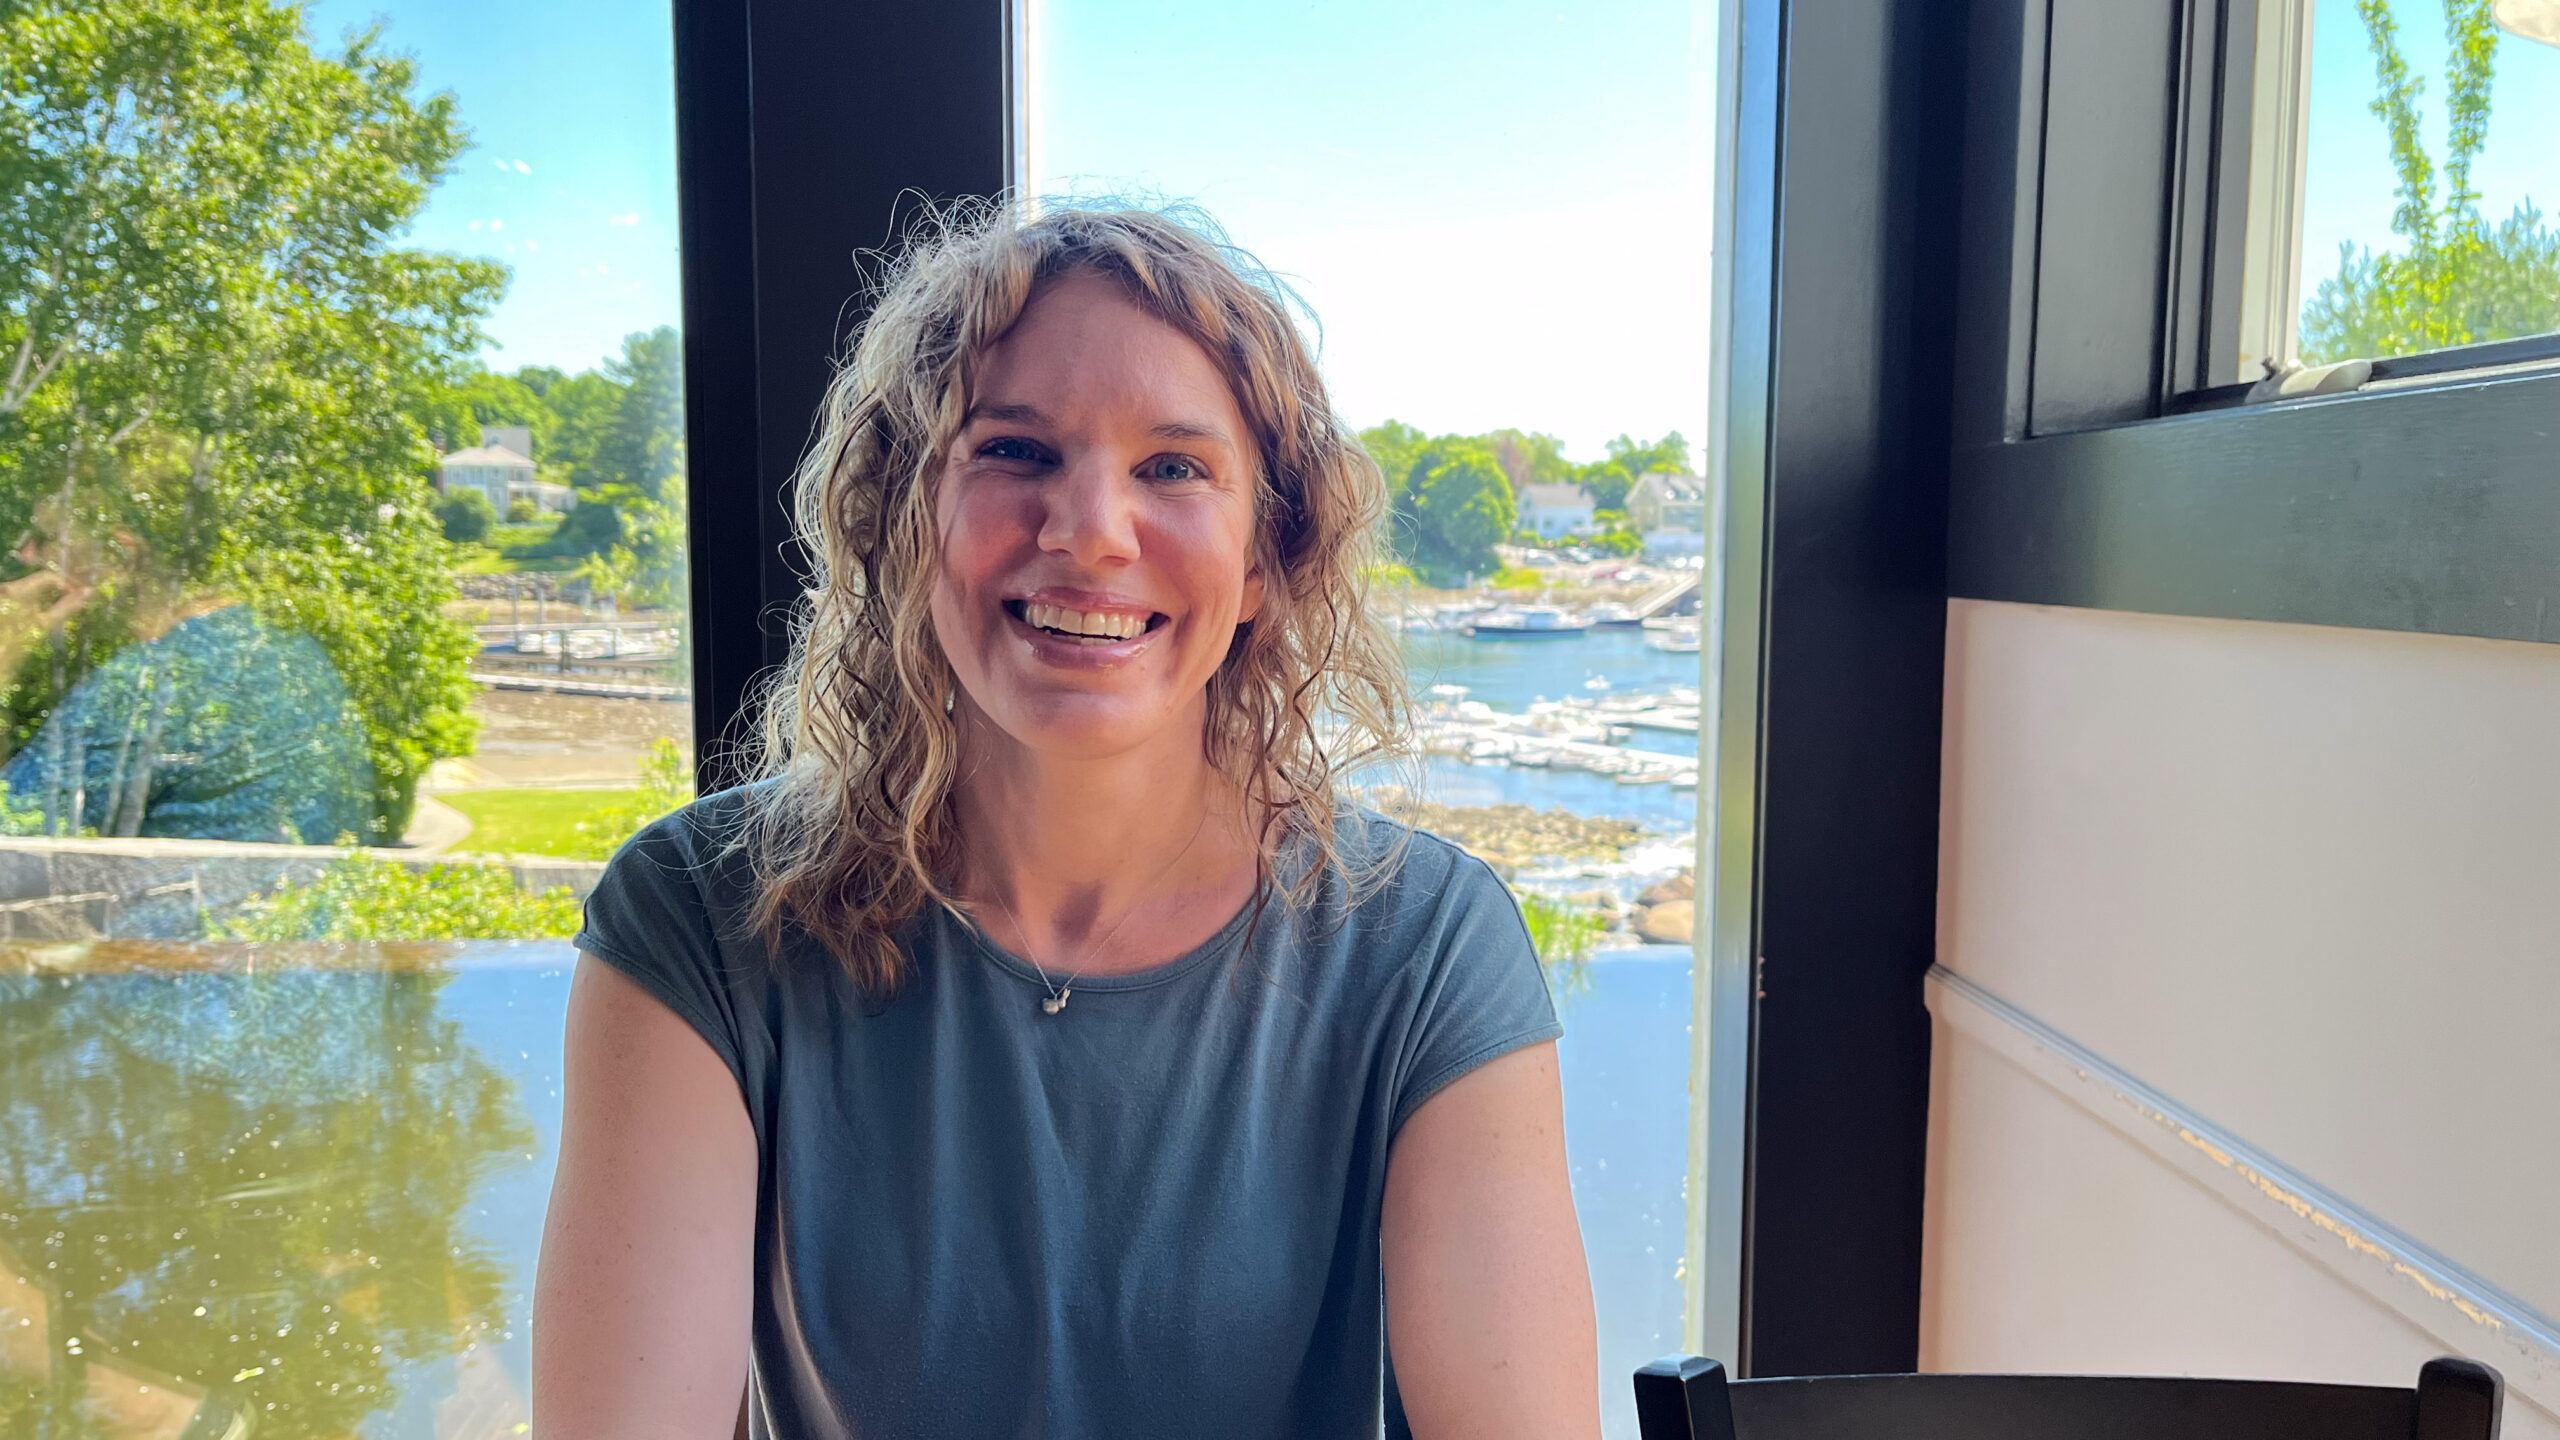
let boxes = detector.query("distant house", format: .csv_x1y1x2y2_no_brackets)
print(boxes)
1628,470,1708,557
1516,483,1596,539
1628,471,1707,531
437,425,572,515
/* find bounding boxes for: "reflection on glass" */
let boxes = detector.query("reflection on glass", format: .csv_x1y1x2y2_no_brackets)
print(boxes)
2296,0,2560,363
0,944,553,1438
0,0,690,943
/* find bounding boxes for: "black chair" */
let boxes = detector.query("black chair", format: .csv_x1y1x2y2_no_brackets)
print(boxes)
1634,1354,2504,1440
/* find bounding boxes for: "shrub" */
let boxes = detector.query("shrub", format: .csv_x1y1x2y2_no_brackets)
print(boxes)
1518,893,1605,1001
505,496,542,524
573,737,695,856
214,850,583,940
437,488,497,544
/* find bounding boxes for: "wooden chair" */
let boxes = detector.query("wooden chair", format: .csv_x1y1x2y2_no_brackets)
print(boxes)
1634,1355,2504,1440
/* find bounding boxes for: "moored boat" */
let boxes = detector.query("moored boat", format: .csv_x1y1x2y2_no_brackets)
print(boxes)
1466,605,1589,640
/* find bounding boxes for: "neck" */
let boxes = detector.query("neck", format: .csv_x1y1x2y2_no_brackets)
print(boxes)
952,701,1259,975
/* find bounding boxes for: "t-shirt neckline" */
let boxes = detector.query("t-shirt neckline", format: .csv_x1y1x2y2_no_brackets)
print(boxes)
940,884,1269,996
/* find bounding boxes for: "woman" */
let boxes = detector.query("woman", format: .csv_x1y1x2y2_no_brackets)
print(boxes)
531,204,1599,1439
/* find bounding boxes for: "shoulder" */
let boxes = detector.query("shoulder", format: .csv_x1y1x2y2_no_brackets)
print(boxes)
1322,804,1526,944
587,782,772,944
607,782,763,883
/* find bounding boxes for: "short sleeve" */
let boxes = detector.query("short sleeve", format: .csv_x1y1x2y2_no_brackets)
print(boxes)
1388,850,1565,1135
573,804,749,1091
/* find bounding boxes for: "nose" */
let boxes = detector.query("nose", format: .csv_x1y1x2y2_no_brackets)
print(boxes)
1035,453,1141,568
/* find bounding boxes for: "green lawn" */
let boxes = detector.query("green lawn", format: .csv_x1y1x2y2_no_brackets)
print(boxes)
440,786,650,860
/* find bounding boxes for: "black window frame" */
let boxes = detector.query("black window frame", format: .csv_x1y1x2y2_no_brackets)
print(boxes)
674,0,1008,789
1952,0,2560,645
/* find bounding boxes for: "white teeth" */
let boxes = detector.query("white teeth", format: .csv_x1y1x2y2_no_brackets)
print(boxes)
1022,602,1148,640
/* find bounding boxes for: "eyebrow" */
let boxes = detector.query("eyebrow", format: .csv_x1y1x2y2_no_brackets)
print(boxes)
966,401,1048,425
963,404,1235,448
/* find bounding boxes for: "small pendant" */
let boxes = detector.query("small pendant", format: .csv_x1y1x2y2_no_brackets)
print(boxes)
1042,989,1069,1016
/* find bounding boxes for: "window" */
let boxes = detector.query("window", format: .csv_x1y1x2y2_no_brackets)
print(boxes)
1029,3,1716,1431
0,0,689,1428
2219,0,2560,386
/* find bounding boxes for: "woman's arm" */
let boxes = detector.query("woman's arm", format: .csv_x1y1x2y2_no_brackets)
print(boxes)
1382,1040,1602,1439
532,954,759,1440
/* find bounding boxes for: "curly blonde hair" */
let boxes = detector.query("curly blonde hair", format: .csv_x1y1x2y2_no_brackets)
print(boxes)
735,201,1411,995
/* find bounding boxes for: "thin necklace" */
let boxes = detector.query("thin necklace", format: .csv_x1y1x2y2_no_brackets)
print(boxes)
976,805,1213,1016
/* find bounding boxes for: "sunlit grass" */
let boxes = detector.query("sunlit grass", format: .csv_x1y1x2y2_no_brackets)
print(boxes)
440,787,641,860
438,738,693,860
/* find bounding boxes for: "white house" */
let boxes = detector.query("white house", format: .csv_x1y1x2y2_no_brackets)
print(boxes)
1627,470,1707,531
1628,470,1708,557
1515,482,1596,539
437,425,572,515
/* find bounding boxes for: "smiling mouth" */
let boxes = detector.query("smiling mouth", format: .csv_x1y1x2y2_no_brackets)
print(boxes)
1005,599,1168,645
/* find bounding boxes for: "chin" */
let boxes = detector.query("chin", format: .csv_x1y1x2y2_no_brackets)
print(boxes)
986,692,1196,762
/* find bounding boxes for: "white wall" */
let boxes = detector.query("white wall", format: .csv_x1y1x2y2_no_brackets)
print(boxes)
1926,599,2559,1434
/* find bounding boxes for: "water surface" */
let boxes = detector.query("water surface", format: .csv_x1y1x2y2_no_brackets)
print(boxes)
3,941,1685,1439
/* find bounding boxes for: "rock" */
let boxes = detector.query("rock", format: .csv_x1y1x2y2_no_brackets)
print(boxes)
1635,899,1695,945
1638,868,1696,906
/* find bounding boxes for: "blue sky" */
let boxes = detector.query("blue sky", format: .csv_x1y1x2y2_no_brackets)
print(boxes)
1030,0,1718,460
301,0,685,378
304,0,2551,453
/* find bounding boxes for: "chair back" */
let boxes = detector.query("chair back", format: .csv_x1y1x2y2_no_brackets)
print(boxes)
1633,1355,2504,1440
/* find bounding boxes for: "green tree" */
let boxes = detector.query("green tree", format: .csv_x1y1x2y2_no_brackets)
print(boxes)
449,368,553,457
595,326,685,501
0,0,500,840
1482,428,1573,493
1577,460,1636,512
1358,419,1429,494
1604,431,1693,483
2299,0,2560,361
537,367,627,486
1393,441,1516,586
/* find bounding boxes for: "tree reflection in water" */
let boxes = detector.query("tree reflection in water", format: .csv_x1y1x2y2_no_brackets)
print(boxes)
0,943,537,1438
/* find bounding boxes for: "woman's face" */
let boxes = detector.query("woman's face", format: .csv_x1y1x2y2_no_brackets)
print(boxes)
931,272,1266,763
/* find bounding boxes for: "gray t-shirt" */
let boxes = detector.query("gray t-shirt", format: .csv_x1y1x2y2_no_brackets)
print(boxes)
573,787,1561,1440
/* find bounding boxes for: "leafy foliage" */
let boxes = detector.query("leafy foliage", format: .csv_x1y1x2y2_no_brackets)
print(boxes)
1602,432,1692,485
1520,893,1607,965
1577,460,1636,513
2298,0,2560,361
214,851,584,940
1393,441,1516,585
0,0,503,840
437,488,496,544
437,328,687,606
1359,421,1688,584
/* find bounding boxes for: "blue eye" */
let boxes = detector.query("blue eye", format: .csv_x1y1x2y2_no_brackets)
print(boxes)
1141,455,1203,482
979,436,1048,463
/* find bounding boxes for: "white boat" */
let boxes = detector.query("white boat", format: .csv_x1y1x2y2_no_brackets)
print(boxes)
1645,621,1702,654
1466,606,1590,640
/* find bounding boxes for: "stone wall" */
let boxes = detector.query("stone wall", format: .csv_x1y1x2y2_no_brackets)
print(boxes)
0,836,604,941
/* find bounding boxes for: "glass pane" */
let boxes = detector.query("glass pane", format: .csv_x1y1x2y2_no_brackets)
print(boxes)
1033,4,1717,1432
0,0,684,1426
2295,0,2560,365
